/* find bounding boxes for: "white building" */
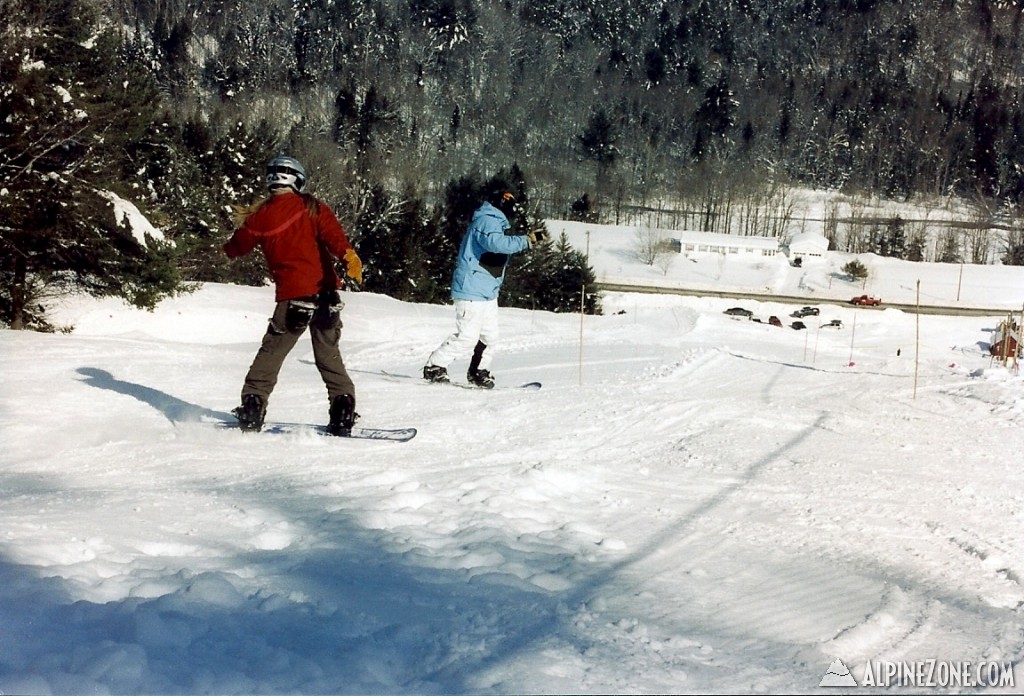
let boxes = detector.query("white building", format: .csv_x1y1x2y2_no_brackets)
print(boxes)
787,232,830,262
672,230,780,257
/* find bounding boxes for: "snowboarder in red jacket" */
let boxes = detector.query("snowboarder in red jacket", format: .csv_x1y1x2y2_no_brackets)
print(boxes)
223,156,363,435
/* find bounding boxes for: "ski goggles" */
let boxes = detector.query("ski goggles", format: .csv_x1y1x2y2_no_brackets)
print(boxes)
266,168,305,191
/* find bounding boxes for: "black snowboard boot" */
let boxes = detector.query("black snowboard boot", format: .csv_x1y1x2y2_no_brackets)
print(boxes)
327,393,358,436
423,364,449,383
467,368,495,389
233,394,266,432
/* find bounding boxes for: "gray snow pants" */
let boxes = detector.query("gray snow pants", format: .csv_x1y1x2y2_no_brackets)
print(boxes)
241,298,355,405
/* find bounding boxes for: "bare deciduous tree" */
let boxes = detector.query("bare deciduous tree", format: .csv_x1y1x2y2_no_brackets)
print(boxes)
632,224,674,268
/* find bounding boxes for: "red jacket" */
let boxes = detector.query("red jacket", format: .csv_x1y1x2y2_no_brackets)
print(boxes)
224,192,354,302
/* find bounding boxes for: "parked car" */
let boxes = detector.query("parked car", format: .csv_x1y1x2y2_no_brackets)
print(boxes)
823,319,843,328
768,315,782,327
791,306,820,318
850,294,882,306
724,307,753,318
791,321,807,330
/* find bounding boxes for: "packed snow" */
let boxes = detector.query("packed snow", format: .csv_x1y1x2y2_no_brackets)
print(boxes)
1,224,1023,694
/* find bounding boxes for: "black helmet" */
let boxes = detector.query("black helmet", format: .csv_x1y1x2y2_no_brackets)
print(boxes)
266,155,307,193
492,190,518,219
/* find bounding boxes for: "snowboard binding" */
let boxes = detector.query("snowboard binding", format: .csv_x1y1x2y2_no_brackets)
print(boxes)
233,394,266,433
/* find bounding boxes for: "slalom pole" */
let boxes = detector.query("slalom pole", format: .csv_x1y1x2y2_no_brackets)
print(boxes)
812,318,821,363
1003,312,1012,366
579,284,586,386
1018,303,1024,373
914,279,920,399
849,313,857,365
580,230,590,386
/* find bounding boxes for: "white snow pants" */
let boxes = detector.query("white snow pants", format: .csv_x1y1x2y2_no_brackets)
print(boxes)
427,298,499,370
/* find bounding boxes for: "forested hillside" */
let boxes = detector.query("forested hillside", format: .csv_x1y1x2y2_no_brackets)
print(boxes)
2,0,1023,328
112,0,1024,202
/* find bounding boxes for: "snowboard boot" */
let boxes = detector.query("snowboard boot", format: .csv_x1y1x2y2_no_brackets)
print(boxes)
232,394,266,432
327,393,358,436
423,364,449,383
468,341,487,375
467,368,495,389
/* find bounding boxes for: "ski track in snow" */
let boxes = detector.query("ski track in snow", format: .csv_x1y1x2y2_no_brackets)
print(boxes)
1,281,1023,694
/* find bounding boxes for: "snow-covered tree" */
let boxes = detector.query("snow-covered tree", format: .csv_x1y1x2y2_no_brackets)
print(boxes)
0,0,182,329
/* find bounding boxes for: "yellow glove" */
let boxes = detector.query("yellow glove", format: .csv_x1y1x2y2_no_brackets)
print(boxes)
343,247,363,286
527,225,549,245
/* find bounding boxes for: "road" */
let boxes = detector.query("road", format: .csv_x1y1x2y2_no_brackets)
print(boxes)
592,282,1014,317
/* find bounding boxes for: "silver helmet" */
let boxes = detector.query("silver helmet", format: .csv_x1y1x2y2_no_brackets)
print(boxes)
265,155,307,193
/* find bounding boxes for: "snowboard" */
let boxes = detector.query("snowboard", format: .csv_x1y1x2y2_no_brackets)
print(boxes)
379,370,541,391
219,420,417,442
444,379,541,391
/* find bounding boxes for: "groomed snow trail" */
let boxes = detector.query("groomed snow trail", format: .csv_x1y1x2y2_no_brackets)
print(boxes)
1,285,1021,694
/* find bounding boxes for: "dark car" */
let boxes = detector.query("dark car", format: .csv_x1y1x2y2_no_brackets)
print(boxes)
768,315,782,327
724,307,753,318
791,306,820,318
791,321,807,330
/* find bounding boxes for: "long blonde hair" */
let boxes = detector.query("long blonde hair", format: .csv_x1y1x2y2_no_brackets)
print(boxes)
230,192,321,228
230,197,269,228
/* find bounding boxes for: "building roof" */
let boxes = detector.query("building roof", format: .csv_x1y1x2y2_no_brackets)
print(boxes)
788,232,830,252
672,230,779,249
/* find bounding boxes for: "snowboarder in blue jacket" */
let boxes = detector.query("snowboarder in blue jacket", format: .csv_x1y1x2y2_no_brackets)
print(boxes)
423,189,539,388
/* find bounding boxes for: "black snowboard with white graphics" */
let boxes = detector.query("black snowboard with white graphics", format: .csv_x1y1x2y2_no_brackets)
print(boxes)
444,380,541,391
219,420,416,442
379,370,541,391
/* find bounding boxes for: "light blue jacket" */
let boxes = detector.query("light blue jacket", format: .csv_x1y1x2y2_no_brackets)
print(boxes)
450,202,529,301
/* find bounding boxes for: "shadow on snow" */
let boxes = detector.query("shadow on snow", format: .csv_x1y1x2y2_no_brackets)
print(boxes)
1,369,1010,693
75,367,235,424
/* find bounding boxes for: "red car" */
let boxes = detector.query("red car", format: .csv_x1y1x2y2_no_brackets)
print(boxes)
850,294,882,306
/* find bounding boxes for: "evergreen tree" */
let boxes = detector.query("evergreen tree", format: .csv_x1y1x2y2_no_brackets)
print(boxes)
1003,230,1024,266
936,230,962,264
551,232,601,314
431,174,482,296
349,182,394,294
570,193,598,223
502,235,556,311
906,225,928,262
841,259,869,281
579,109,619,207
0,0,183,330
393,184,445,303
693,74,737,160
879,216,907,259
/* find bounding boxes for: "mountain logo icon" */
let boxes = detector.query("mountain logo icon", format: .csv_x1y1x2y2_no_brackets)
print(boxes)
819,658,858,687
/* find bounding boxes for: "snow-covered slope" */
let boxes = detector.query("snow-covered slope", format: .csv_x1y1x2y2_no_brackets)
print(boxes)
1,276,1021,693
